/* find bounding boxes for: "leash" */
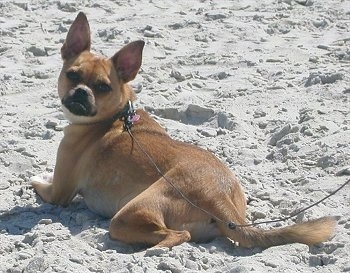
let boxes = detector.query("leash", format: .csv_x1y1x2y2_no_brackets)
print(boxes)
121,101,349,230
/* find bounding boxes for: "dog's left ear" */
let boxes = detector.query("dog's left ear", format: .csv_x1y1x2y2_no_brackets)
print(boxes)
61,12,91,60
112,40,145,83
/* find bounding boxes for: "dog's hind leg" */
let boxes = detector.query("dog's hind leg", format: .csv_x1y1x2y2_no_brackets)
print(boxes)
109,213,191,248
109,180,191,248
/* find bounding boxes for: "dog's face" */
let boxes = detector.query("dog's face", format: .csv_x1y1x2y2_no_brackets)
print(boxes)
58,12,144,124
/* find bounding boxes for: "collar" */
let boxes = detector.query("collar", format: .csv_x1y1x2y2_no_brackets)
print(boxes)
114,100,140,130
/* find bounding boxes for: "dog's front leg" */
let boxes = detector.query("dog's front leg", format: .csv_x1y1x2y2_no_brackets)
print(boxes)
31,175,75,206
31,170,77,206
31,172,54,203
31,140,80,206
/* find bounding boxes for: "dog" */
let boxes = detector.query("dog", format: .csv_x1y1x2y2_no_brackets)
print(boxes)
31,12,336,249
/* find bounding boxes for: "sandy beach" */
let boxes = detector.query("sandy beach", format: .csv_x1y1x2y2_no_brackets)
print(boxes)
0,0,349,272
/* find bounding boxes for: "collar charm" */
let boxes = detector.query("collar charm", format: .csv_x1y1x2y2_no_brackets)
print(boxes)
123,100,140,130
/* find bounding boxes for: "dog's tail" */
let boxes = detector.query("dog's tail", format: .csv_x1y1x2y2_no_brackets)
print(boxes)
229,216,336,248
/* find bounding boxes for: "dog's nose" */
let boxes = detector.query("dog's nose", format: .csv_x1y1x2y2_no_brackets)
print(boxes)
74,88,89,100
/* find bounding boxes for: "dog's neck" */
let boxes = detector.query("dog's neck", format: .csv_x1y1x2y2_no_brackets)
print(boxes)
111,100,140,130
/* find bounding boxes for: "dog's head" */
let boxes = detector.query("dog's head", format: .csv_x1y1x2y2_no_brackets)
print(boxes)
58,12,144,124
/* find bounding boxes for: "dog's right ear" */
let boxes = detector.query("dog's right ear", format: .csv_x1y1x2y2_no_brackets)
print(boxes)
61,12,91,60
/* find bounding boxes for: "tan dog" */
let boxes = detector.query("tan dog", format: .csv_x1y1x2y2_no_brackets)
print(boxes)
31,12,336,249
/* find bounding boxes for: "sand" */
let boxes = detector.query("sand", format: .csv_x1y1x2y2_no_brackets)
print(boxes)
0,0,349,272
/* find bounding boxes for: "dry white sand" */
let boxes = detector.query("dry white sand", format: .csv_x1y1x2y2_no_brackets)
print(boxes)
1,0,349,272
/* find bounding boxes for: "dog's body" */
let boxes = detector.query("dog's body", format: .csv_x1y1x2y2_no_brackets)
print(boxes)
32,12,336,249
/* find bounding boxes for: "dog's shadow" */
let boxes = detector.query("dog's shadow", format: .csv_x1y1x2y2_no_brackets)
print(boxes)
1,196,262,256
1,196,140,254
0,197,91,234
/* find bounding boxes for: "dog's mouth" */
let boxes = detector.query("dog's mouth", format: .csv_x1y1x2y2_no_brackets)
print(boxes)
64,101,88,116
62,99,97,117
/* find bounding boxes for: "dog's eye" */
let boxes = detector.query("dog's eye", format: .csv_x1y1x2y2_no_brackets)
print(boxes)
95,83,111,93
66,71,80,82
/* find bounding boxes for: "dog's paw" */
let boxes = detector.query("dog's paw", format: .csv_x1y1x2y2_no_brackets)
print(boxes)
30,172,54,203
30,172,54,185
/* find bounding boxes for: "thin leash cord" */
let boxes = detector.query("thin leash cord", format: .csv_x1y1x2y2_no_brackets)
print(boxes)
125,127,230,227
126,127,349,230
237,177,350,228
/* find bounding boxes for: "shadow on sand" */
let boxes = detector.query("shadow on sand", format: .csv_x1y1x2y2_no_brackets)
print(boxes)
0,196,262,256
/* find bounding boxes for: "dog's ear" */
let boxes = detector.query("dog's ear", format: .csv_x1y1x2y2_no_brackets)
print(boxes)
61,12,91,60
112,40,145,83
